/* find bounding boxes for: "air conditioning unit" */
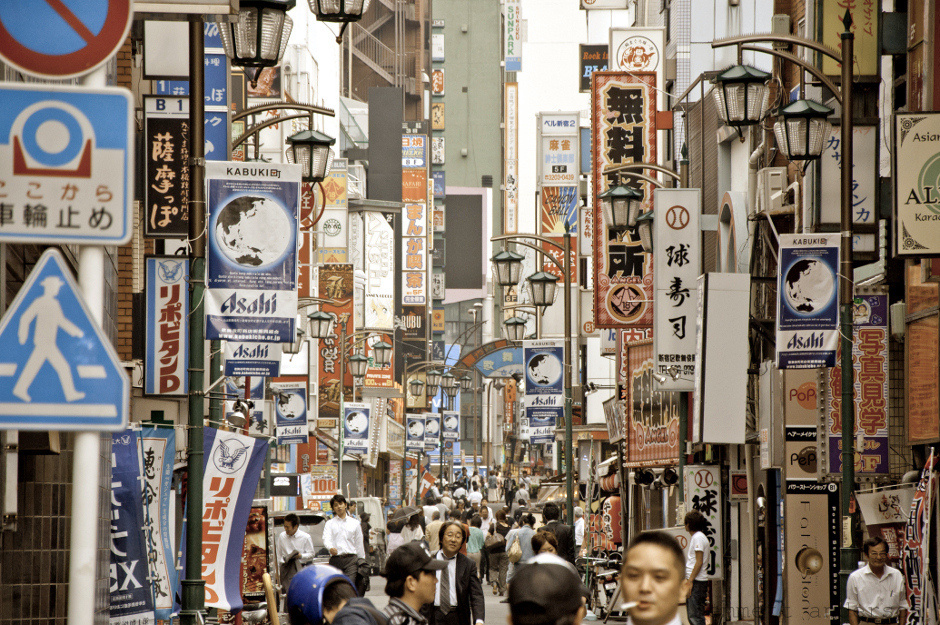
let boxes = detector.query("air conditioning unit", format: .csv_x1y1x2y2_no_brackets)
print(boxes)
757,167,793,215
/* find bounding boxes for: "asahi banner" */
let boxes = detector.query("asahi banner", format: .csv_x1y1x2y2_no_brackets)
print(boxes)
205,161,301,342
271,381,308,446
424,412,441,451
653,189,700,391
776,234,840,368
443,410,459,440
895,113,940,255
140,427,177,621
223,341,282,377
344,402,370,454
406,414,425,452
524,339,564,445
145,256,189,396
201,428,269,612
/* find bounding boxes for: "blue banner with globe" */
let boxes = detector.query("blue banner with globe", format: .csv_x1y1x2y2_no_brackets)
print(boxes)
776,234,840,369
343,402,370,453
523,339,565,444
406,414,425,452
204,161,301,343
270,381,308,445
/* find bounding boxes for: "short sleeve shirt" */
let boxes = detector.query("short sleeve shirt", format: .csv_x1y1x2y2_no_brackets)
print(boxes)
685,531,710,581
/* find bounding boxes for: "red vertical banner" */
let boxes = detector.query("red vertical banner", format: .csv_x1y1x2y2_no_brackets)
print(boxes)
316,264,355,433
591,71,656,329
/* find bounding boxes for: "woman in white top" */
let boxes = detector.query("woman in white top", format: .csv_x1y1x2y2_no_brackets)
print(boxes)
400,512,425,543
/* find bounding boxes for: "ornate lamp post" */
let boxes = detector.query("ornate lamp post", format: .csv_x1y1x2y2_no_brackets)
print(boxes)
286,130,336,182
503,316,528,342
216,0,295,86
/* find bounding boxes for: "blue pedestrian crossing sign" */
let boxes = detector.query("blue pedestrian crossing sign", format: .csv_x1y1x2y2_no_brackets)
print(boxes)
0,249,128,431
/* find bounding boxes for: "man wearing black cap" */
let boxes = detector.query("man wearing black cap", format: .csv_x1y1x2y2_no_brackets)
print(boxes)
508,553,588,625
383,542,448,625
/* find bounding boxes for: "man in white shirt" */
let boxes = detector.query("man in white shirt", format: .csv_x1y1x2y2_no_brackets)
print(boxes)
452,485,467,500
573,507,585,554
324,494,366,594
277,512,316,593
683,511,711,625
845,537,909,625
467,483,483,507
621,531,691,625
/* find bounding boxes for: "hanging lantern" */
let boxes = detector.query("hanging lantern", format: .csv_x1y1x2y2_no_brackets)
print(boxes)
598,184,644,229
286,130,336,182
503,316,527,342
217,0,295,85
491,250,525,287
307,310,335,339
712,64,772,126
773,99,833,161
527,271,559,307
371,340,393,367
635,211,655,253
283,327,305,354
348,353,369,379
308,0,370,22
425,369,442,389
409,377,425,397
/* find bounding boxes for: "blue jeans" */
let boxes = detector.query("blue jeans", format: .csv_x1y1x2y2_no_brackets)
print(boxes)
687,580,708,625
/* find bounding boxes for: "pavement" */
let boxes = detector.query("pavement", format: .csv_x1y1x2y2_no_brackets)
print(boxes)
362,573,511,625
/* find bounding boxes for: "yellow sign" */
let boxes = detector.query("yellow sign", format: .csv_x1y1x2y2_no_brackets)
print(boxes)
821,2,878,76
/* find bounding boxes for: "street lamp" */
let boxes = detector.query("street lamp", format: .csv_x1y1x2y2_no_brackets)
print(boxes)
308,0,371,42
504,316,528,342
526,271,559,307
409,377,425,398
491,250,525,287
286,130,336,183
711,64,772,127
635,210,655,253
307,310,335,339
348,353,369,379
598,183,644,229
460,375,472,392
773,99,833,161
283,327,306,354
426,369,442,389
216,0,295,86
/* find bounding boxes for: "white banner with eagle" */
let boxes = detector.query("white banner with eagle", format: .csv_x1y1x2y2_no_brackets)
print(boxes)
201,428,269,612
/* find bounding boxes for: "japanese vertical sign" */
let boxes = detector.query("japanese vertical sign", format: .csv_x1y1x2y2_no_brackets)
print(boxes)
902,451,938,625
783,480,839,625
538,112,579,187
824,293,889,475
344,401,370,454
140,427,177,621
271,381,308,445
145,96,190,237
364,211,395,331
776,234,840,368
205,161,301,342
402,135,428,306
821,1,878,76
316,158,349,263
782,369,821,480
524,339,565,445
622,339,680,466
819,126,877,226
895,112,940,255
505,0,521,72
145,256,189,396
591,72,656,328
317,264,355,430
425,412,441,451
201,428,269,612
110,430,156,625
504,82,519,234
406,414,425,452
653,189,700,391
682,465,723,580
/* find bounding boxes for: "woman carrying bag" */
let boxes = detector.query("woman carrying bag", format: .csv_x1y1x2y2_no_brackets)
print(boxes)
485,509,511,596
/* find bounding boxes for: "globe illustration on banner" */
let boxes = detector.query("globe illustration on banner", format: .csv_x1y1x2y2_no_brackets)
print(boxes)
527,353,562,386
426,418,440,435
444,415,458,431
346,411,368,434
277,392,305,420
215,195,292,268
784,258,835,314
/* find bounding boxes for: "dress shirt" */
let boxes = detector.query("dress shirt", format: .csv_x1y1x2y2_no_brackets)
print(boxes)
453,487,467,499
434,552,458,608
844,564,909,618
468,491,483,506
276,528,315,566
627,615,681,625
478,512,493,534
574,518,584,547
323,514,365,559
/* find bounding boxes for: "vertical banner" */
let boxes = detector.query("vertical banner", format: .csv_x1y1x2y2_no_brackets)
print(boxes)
682,465,724,580
782,369,821,480
504,82,519,234
316,264,355,431
443,410,459,441
406,414,426,452
591,72,656,328
539,188,579,284
140,427,178,621
783,480,840,625
344,401,371,454
504,0,521,71
825,293,889,475
316,159,349,262
364,211,396,330
240,504,269,602
622,339,680,466
524,339,565,445
365,396,386,469
538,112,580,187
144,96,190,237
653,189,700,391
298,181,317,296
902,451,938,625
145,256,189,396
201,428,269,612
776,234,840,368
271,381,308,445
389,459,402,506
425,412,441,451
110,430,156,625
402,135,429,307
223,341,282,377
205,161,301,342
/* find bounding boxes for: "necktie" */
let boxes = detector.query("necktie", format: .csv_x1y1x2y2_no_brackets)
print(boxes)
440,558,453,614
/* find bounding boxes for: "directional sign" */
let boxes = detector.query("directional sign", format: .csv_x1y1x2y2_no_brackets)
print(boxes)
0,249,129,431
0,1,132,79
0,83,133,245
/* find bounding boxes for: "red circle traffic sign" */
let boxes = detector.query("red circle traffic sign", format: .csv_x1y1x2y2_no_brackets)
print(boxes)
0,1,132,79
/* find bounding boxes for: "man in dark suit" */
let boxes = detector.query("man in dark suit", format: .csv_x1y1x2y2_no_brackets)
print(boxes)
539,503,576,565
423,521,485,625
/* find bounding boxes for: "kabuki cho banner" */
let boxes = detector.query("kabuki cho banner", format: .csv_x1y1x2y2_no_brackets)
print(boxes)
524,339,565,445
145,256,189,396
140,427,178,621
205,161,300,342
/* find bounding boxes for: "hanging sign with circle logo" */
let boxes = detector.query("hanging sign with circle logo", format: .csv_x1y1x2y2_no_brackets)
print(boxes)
0,1,132,79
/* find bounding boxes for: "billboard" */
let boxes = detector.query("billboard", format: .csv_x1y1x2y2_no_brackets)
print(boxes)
145,256,189,396
316,264,355,430
524,339,565,445
622,339,680,466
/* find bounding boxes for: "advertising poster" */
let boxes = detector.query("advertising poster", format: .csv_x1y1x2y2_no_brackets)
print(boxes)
301,466,339,512
364,332,395,390
406,414,425,452
431,103,445,130
538,112,580,187
856,486,916,562
140,427,177,621
683,465,724,580
298,181,317,297
505,0,521,71
145,256,189,396
443,410,459,440
432,171,446,198
144,96,190,237
316,264,355,430
425,412,441,451
431,137,445,165
271,381,308,446
240,505,269,602
524,339,565,445
344,402,370,454
902,451,938,625
783,480,839,625
591,71,656,328
579,45,608,92
200,428,269,612
782,369,820,480
110,430,156,625
653,189,701,391
364,212,396,331
223,341,282,378
431,69,445,95
623,339,680,466
821,3,878,76
505,82,519,234
389,460,402,506
895,112,940,255
776,234,840,368
205,161,301,342
402,135,428,307
540,186,579,285
824,293,889,475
